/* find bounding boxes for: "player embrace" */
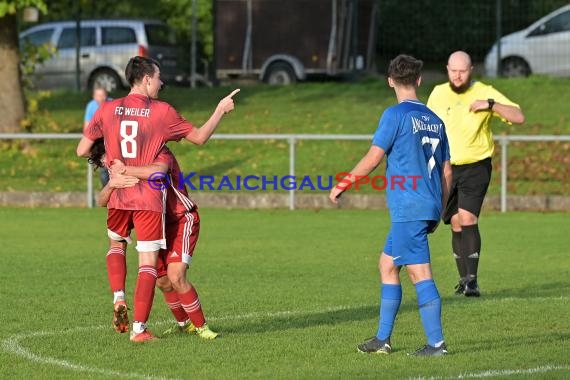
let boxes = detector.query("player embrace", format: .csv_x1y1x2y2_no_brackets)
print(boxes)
77,56,239,342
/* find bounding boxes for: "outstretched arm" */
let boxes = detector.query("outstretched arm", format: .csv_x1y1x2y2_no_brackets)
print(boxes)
329,145,386,204
185,89,240,145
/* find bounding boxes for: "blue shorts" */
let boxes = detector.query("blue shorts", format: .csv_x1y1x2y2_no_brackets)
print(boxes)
383,221,435,266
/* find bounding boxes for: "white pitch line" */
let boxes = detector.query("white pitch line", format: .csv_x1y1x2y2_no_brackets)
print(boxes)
209,302,369,321
1,331,172,380
409,364,570,380
2,297,569,379
455,365,570,378
0,303,369,380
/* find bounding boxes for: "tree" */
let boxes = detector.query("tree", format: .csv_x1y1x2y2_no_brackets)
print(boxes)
0,1,46,133
42,0,214,74
158,0,213,57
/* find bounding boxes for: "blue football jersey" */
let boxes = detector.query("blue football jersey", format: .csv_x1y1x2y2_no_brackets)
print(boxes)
372,100,450,222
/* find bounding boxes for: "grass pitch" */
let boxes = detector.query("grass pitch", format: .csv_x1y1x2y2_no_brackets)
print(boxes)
1,208,569,379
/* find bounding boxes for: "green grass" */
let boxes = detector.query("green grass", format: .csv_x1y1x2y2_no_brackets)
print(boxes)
1,76,570,194
1,208,569,379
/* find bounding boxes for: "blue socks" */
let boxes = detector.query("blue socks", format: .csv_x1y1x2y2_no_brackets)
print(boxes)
375,280,444,347
415,279,444,347
376,284,402,340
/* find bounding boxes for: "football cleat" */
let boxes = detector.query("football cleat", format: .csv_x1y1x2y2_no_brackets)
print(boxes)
454,280,466,296
464,279,481,297
112,301,129,333
196,324,219,340
357,337,392,354
182,321,197,334
130,329,158,342
409,343,448,357
162,321,197,336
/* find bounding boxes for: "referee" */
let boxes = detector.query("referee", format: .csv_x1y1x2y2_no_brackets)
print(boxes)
427,51,525,297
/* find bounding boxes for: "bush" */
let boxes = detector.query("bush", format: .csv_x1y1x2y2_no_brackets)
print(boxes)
19,41,59,133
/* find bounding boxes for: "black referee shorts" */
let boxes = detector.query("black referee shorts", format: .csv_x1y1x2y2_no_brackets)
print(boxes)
443,158,492,224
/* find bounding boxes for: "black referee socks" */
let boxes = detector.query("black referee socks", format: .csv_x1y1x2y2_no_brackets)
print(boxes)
461,224,481,280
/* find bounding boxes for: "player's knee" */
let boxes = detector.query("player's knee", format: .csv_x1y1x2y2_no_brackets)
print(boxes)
379,254,399,281
108,239,126,249
450,215,462,231
460,216,478,226
138,252,158,267
407,264,432,284
380,269,399,282
156,276,173,292
168,273,188,291
458,209,478,226
167,263,189,291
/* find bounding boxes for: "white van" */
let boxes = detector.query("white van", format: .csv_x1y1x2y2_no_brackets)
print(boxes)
484,4,570,77
19,19,184,92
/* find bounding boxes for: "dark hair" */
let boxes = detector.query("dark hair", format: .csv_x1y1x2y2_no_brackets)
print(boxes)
125,56,160,87
387,54,423,86
88,138,106,169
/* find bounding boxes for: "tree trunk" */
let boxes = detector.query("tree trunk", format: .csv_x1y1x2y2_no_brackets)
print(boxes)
0,13,26,133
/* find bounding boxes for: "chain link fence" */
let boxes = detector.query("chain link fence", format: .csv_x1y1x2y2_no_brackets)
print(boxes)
375,0,570,77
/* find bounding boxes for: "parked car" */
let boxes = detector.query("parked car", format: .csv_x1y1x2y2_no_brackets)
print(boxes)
19,19,184,92
485,4,570,77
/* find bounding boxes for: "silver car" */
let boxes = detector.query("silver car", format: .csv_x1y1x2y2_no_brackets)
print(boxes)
484,4,570,77
19,19,183,92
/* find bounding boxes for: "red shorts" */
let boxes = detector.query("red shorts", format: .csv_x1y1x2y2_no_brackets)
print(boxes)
157,210,200,278
107,209,166,252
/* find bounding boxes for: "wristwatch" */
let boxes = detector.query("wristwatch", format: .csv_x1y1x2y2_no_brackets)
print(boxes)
487,98,495,110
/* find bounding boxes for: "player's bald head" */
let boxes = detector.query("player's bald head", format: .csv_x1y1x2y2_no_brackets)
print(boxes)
448,51,472,69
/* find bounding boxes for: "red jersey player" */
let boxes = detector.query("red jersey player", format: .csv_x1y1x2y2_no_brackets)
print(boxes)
77,56,239,342
91,142,218,339
137,148,218,339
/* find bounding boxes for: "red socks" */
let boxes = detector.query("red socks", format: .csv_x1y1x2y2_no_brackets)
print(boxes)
133,265,157,323
162,290,188,323
106,247,126,293
179,287,206,328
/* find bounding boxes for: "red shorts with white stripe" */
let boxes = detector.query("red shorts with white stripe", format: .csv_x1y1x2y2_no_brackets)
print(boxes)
107,209,166,252
156,210,200,278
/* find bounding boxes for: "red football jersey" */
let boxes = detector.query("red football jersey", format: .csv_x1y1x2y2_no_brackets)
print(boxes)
84,94,194,211
155,147,196,221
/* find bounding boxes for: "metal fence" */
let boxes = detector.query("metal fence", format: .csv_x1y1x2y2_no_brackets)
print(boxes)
2,133,569,212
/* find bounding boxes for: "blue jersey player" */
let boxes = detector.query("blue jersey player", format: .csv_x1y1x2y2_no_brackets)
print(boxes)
330,54,453,356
